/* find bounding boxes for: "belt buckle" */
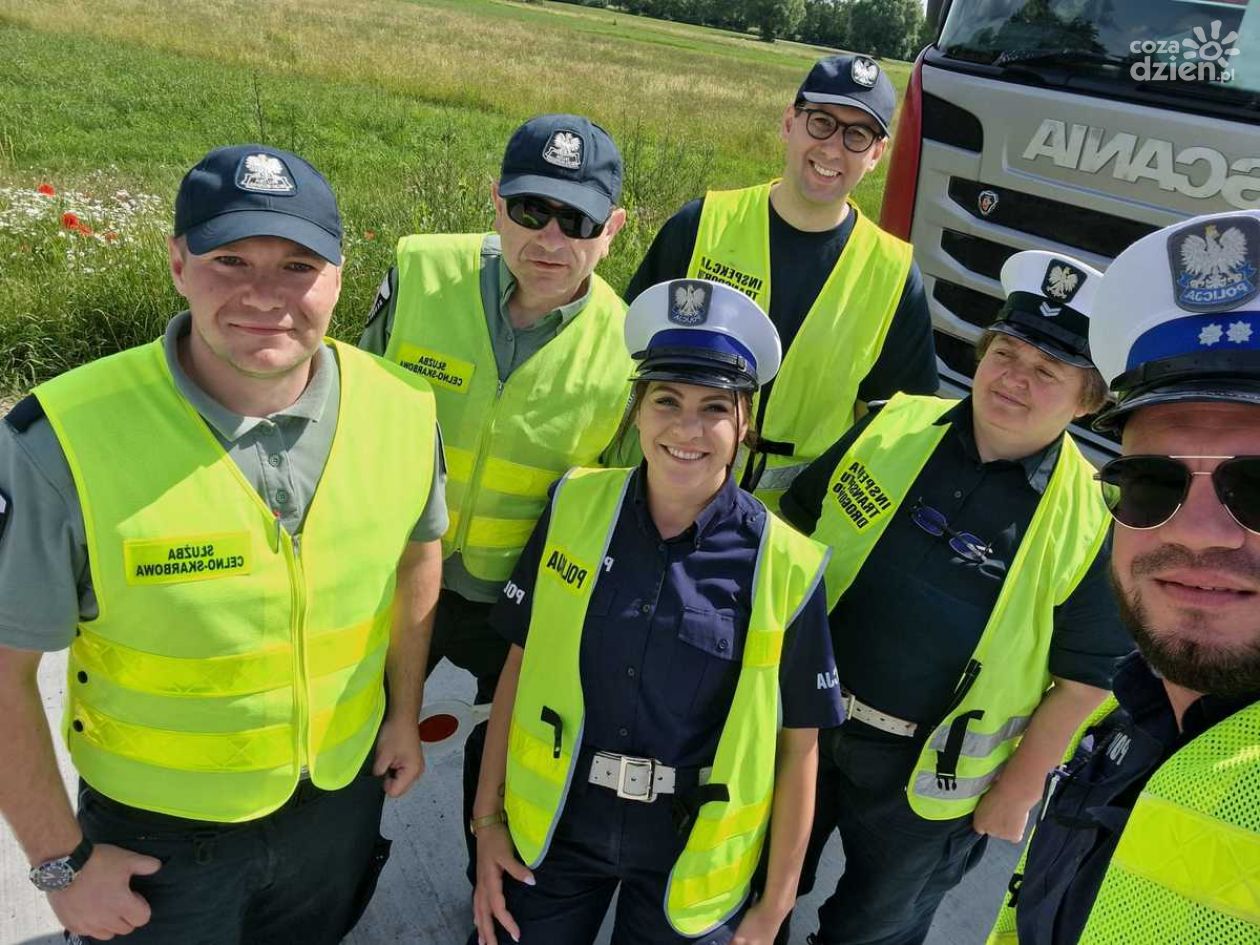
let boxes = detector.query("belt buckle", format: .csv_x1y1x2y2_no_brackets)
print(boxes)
616,755,656,802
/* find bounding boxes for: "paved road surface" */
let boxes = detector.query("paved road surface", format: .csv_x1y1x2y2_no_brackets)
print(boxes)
2,657,1020,945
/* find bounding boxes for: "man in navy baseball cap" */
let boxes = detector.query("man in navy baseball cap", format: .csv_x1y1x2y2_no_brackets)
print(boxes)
174,143,343,264
624,51,937,507
357,112,633,892
1,141,446,944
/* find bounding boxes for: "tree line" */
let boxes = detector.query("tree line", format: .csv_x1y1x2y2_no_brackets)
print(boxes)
556,0,936,59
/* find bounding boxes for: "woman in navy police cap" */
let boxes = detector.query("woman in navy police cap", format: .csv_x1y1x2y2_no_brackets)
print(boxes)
469,279,843,945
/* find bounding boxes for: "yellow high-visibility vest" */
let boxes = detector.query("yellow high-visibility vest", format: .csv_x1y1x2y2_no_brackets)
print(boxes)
505,466,828,936
988,698,1260,944
387,233,633,583
687,182,913,506
811,393,1107,819
36,339,435,822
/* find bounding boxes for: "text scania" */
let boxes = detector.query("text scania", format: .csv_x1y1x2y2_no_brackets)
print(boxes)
402,354,466,388
1022,120,1260,210
545,549,589,591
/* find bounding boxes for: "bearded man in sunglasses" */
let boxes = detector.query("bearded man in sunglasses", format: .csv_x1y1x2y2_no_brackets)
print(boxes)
989,211,1260,945
359,114,634,884
624,54,938,509
776,250,1133,945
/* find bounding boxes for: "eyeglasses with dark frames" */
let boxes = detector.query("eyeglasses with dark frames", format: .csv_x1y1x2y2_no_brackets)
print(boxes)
910,500,994,563
793,106,883,154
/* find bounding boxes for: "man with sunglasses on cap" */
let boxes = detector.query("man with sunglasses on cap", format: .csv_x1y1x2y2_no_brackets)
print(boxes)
625,54,938,507
0,144,446,943
776,250,1132,945
359,114,634,883
988,211,1260,945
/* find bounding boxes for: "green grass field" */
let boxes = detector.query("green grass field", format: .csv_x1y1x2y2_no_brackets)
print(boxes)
0,0,908,395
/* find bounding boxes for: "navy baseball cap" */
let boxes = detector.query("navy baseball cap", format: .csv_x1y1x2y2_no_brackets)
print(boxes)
796,54,897,136
174,144,343,265
498,115,623,224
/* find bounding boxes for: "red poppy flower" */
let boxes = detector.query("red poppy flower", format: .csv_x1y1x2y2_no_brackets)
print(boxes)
37,183,55,197
77,223,94,237
61,212,80,229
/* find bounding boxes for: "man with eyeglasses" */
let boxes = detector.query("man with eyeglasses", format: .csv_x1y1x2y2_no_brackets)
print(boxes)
775,250,1132,945
359,114,634,884
624,54,938,507
988,211,1260,945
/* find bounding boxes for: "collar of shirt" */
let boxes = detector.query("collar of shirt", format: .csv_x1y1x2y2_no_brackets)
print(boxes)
934,397,1062,495
1112,650,1259,748
486,234,592,331
628,462,742,548
162,311,337,444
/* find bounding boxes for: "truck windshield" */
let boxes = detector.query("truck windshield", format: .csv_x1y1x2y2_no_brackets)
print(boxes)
940,0,1260,105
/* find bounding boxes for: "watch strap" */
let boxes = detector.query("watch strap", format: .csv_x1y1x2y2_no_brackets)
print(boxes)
67,835,94,872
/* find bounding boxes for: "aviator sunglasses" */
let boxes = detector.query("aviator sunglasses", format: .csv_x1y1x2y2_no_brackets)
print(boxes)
1095,455,1260,534
505,195,606,240
793,106,882,154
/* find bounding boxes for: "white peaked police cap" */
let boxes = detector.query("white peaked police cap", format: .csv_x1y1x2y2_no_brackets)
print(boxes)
1090,209,1260,429
624,279,782,391
992,250,1102,368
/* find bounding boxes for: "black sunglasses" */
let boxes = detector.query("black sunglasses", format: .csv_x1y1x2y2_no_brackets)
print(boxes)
794,107,882,154
1095,455,1260,534
504,195,606,240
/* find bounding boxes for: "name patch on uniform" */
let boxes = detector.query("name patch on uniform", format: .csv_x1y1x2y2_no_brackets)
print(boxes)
695,256,765,298
830,461,893,530
541,544,593,595
395,344,475,392
124,533,252,586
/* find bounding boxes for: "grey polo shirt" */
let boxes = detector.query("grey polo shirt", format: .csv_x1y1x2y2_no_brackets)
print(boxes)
0,312,448,652
360,232,591,603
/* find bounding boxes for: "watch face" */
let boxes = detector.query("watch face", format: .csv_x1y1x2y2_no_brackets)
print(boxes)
29,858,75,892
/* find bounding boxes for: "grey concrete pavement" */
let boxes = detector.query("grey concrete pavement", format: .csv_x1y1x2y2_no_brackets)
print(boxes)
2,655,1019,945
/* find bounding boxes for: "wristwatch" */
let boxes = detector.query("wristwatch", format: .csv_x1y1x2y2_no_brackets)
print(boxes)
28,836,94,892
469,811,508,836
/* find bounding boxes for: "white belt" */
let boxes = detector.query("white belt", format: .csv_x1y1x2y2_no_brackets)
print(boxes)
588,752,676,803
842,690,918,738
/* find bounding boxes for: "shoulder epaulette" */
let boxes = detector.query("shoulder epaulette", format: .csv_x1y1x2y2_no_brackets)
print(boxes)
4,395,45,434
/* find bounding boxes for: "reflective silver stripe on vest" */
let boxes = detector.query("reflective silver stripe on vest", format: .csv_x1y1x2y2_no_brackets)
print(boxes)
755,462,808,492
926,716,1031,758
913,763,1006,800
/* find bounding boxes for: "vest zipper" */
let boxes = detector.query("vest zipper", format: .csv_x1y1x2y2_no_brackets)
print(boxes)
452,379,506,553
281,530,310,775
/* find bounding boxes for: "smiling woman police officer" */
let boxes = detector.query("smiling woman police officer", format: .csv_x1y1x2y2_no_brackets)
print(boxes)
777,251,1133,945
468,279,843,945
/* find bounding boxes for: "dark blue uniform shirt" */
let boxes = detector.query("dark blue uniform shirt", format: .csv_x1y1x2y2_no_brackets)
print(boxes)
781,398,1132,727
493,465,844,769
1013,652,1259,945
624,198,940,409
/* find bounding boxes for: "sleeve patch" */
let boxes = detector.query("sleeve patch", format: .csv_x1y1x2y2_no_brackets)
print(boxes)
0,490,10,545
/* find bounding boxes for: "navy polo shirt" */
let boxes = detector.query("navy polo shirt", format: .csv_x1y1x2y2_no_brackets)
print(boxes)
1013,652,1259,945
492,465,844,771
781,398,1132,727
